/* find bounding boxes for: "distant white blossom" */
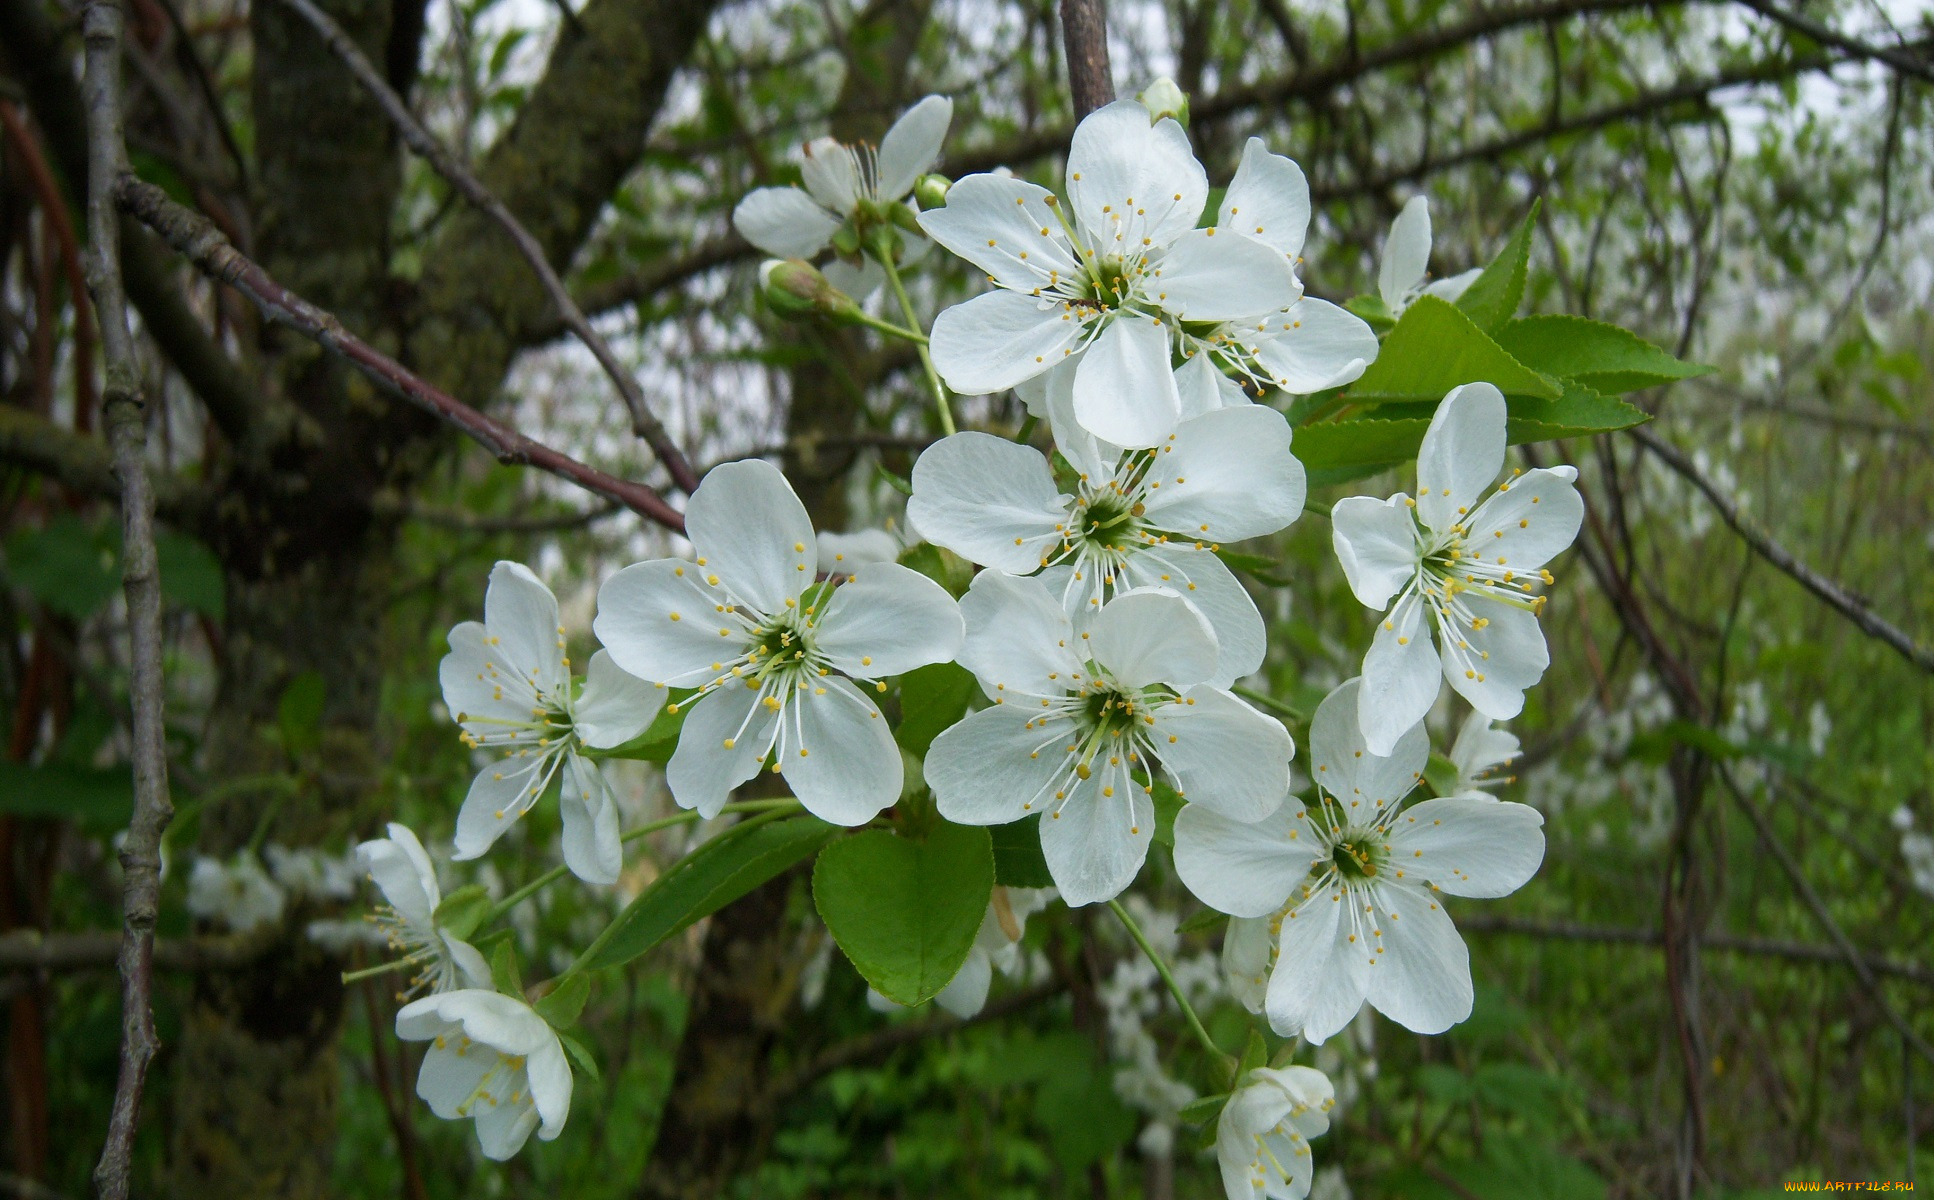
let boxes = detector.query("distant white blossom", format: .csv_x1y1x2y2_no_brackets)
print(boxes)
186,853,285,934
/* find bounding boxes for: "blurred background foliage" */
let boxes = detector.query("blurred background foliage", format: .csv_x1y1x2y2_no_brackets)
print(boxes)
1,0,1931,1197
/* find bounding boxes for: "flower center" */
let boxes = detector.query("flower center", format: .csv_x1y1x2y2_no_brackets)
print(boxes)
1327,827,1389,882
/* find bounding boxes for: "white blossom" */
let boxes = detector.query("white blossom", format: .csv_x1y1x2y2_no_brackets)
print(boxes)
932,886,1055,1018
595,460,963,825
918,99,1299,448
1377,196,1480,315
186,853,285,934
1174,679,1544,1043
1331,383,1583,755
927,576,1293,905
357,823,492,996
395,989,573,1160
1446,710,1519,797
442,562,661,885
908,403,1305,686
1215,1066,1336,1200
266,843,360,901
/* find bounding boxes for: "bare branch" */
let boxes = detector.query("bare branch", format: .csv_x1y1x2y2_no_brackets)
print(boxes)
0,406,201,521
1059,0,1114,117
1629,423,1934,673
114,176,690,535
272,0,700,495
1735,0,1934,85
0,930,265,972
80,3,175,1195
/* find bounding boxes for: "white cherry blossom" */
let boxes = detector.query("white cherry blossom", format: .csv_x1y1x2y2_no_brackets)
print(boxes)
1330,382,1583,755
185,852,285,934
1378,195,1481,315
1173,678,1545,1043
907,403,1305,686
357,823,491,997
933,885,1055,1018
732,95,952,296
1215,1065,1336,1200
918,99,1298,448
442,562,660,885
1447,709,1520,797
396,989,573,1160
594,460,963,825
926,576,1293,906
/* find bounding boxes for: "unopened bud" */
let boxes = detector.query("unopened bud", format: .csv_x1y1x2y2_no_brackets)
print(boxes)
759,258,860,323
914,173,952,210
1137,77,1190,127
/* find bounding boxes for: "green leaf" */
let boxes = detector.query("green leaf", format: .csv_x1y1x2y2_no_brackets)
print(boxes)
0,761,132,831
1293,416,1432,473
433,884,492,941
583,814,837,970
1238,1027,1268,1077
1344,296,1561,405
897,542,974,597
1423,752,1460,798
277,671,326,757
1342,293,1395,333
155,532,225,619
1177,1092,1230,1126
1218,550,1292,588
1495,315,1711,394
4,515,118,619
557,1028,601,1082
1296,382,1648,475
1454,199,1540,333
490,940,523,998
812,820,993,1006
1176,907,1230,936
1505,381,1651,441
593,696,689,763
1151,780,1185,848
534,974,590,1028
989,815,1054,888
894,662,976,756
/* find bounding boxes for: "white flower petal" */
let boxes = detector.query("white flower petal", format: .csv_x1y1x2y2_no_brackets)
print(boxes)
799,136,860,213
732,186,841,259
440,621,533,726
559,754,622,885
593,559,740,687
1449,710,1520,790
412,1034,492,1119
929,705,1078,823
453,755,552,861
1154,687,1293,822
1423,267,1482,303
1465,465,1583,570
1173,352,1249,420
1138,405,1304,543
474,1097,541,1161
821,256,885,301
1038,779,1153,906
1390,795,1544,898
1377,195,1432,309
574,649,660,749
526,1036,574,1140
818,529,901,569
1218,137,1311,261
955,570,1085,700
781,677,901,825
1066,99,1206,249
484,562,566,699
1364,881,1472,1035
1153,227,1299,321
1115,547,1264,689
443,934,493,989
875,94,953,200
915,174,1083,292
1416,383,1506,534
1251,298,1379,394
1311,677,1428,808
665,686,774,818
1222,915,1273,1013
1041,356,1122,479
929,289,1085,396
1330,494,1417,610
814,562,963,678
1173,801,1311,916
1087,587,1216,689
907,433,1068,573
933,946,993,1018
1356,594,1439,757
1266,882,1365,1044
358,824,438,927
1072,316,1182,447
686,458,817,615
1441,599,1548,720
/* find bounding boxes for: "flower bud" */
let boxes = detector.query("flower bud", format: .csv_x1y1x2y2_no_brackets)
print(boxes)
759,258,860,323
1137,77,1190,127
913,173,952,210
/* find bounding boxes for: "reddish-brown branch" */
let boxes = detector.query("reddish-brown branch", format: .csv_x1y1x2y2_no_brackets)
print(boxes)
1059,0,1114,117
113,175,689,534
0,101,98,431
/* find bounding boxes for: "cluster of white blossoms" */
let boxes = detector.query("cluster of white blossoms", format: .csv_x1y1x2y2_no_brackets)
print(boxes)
350,91,1585,1193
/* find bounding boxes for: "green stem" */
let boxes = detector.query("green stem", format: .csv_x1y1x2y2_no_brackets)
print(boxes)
1234,686,1305,723
1108,898,1234,1080
877,251,955,435
1016,413,1039,444
340,957,413,985
850,310,929,344
478,799,801,928
563,805,801,977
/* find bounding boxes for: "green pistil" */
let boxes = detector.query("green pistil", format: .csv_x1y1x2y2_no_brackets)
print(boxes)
1079,494,1143,551
1329,830,1389,882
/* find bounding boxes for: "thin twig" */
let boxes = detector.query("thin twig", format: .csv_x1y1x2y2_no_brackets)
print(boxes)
1456,915,1934,987
1058,0,1114,117
80,3,174,1196
113,176,689,534
0,930,266,972
273,0,700,495
1629,423,1934,673
1734,0,1934,85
